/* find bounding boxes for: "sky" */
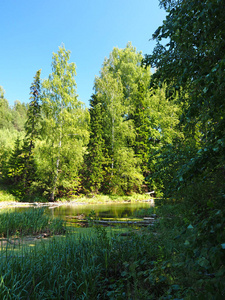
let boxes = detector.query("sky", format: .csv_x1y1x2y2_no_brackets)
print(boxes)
0,0,167,108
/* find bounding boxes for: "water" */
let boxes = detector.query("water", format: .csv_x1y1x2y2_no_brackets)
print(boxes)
47,202,153,219
0,202,154,220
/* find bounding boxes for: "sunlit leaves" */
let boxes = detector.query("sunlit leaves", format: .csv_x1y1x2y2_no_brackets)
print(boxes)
39,45,89,199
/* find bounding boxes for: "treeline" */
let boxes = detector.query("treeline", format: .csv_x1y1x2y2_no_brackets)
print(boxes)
0,43,182,200
1,0,224,207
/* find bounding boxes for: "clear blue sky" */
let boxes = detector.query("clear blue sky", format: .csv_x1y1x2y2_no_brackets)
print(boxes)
0,0,166,107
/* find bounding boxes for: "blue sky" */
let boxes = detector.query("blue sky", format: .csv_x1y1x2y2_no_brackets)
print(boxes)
0,0,166,107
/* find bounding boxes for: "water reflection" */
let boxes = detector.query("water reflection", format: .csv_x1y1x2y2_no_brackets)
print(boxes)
0,202,153,220
46,202,153,219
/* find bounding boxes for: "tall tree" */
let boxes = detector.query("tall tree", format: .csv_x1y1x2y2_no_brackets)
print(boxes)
41,45,89,201
12,100,27,131
83,94,106,193
144,0,225,193
0,86,13,131
93,43,150,194
25,70,42,155
93,43,181,194
21,69,42,192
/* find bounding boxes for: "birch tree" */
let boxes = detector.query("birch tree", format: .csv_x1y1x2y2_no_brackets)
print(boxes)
94,45,144,194
41,45,89,201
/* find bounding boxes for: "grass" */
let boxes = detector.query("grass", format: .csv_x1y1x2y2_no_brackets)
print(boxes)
0,200,224,299
65,193,152,204
0,226,156,299
0,208,65,237
0,181,152,205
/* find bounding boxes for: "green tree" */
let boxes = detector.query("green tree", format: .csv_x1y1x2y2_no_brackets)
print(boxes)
131,82,152,179
25,69,42,154
146,0,225,178
144,0,225,188
0,86,13,131
12,100,27,131
21,70,42,193
0,87,27,185
84,94,106,193
93,44,149,194
94,43,181,194
4,137,26,196
40,45,89,201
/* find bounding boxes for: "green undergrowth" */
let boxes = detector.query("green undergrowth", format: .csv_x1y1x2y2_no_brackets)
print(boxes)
148,199,225,299
0,201,224,299
0,208,65,237
0,182,152,204
67,193,151,204
0,183,17,202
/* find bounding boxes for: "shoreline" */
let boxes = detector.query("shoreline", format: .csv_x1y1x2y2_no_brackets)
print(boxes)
0,201,85,210
0,198,155,210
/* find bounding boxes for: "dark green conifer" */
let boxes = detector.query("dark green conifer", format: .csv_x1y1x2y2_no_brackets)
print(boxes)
23,69,42,193
84,94,106,193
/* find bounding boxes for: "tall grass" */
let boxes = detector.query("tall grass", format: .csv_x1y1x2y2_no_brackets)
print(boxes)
0,208,65,237
0,202,224,299
0,226,159,299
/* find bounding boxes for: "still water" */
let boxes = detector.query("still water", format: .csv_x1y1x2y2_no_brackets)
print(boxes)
1,202,153,220
47,202,153,219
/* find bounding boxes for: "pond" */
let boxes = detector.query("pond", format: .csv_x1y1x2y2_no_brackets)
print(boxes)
1,202,154,220
47,202,154,220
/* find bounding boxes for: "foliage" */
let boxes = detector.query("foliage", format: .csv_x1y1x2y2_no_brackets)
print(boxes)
144,0,225,193
12,101,27,132
92,43,148,194
0,183,17,202
40,45,89,200
3,137,27,197
1,201,224,299
0,90,27,187
83,94,107,193
0,208,65,237
25,69,42,153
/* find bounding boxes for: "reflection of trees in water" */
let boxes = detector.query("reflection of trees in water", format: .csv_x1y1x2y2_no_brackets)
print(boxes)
36,203,152,219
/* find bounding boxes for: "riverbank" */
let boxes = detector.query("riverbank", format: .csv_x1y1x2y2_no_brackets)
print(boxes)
0,193,154,209
0,201,83,210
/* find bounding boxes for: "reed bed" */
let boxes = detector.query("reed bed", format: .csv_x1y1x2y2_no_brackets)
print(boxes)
0,208,65,237
0,223,159,299
1,204,223,299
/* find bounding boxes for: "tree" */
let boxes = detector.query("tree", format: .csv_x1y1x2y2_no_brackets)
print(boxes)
93,43,150,194
25,69,42,154
0,86,13,131
12,100,27,131
41,45,89,201
21,69,42,193
83,94,106,193
93,43,182,194
0,87,27,192
144,0,225,187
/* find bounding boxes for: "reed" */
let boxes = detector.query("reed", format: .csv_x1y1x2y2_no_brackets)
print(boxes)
0,203,224,299
0,208,65,237
0,223,158,299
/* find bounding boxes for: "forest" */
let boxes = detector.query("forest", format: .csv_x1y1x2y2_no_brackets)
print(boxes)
0,42,182,201
0,0,225,298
